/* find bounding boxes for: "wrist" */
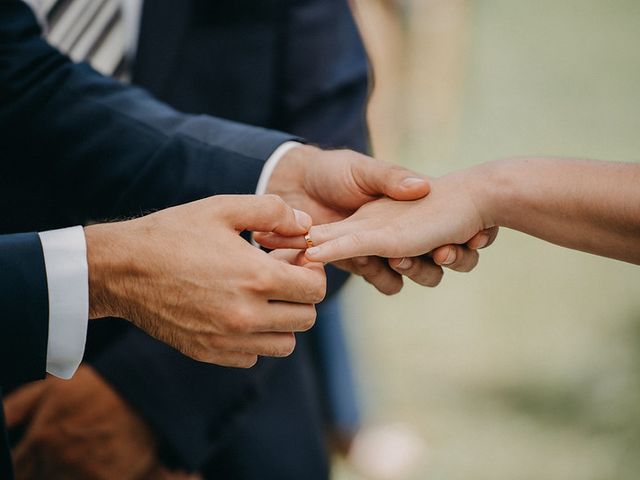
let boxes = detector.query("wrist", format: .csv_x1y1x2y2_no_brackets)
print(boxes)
469,158,520,230
84,221,140,320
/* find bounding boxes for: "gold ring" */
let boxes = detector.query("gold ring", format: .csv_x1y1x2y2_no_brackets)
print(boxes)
304,233,314,249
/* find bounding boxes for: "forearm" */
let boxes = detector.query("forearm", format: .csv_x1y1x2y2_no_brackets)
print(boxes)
480,158,640,263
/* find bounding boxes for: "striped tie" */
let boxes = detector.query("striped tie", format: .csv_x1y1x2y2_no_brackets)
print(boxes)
27,0,125,77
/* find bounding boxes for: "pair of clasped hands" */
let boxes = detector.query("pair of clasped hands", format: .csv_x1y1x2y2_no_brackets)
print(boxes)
88,145,495,369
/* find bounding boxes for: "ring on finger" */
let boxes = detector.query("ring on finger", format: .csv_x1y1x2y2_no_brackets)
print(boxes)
304,233,314,249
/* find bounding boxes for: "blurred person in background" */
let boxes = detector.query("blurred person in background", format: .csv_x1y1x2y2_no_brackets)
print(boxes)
4,0,488,479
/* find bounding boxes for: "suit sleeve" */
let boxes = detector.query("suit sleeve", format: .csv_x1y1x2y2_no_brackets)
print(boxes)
0,233,48,387
0,1,297,234
89,1,371,469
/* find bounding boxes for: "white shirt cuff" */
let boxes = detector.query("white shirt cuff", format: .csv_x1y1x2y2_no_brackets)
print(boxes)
39,226,89,380
255,141,302,195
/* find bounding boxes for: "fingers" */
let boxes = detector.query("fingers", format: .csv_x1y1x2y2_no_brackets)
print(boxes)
255,220,358,252
334,257,404,295
217,194,312,235
256,302,318,333
349,153,431,201
206,332,297,358
388,256,445,287
305,230,387,263
431,244,480,272
467,226,500,250
307,220,359,246
233,332,297,357
267,258,327,304
268,248,308,266
253,231,308,250
193,350,259,369
4,380,47,428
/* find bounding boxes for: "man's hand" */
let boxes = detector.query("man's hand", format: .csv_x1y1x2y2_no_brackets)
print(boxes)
5,367,158,480
85,194,326,368
261,145,492,292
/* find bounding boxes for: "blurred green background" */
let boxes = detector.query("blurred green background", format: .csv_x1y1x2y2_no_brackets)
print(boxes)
337,1,640,479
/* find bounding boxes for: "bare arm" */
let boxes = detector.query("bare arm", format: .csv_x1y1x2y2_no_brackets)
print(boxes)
480,158,640,264
278,158,640,266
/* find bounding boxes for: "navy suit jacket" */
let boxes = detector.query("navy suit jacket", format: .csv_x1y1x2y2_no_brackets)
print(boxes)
69,0,371,476
80,0,369,476
0,2,299,477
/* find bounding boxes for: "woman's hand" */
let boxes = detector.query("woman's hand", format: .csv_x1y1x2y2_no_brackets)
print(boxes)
256,167,499,286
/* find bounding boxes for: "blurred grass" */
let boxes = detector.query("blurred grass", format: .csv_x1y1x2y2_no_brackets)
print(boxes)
338,1,640,479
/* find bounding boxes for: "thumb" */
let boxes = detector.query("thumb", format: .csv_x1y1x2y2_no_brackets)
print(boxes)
351,155,430,201
4,380,48,428
219,194,312,236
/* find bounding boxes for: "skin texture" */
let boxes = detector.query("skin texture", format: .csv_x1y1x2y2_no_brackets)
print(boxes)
260,145,494,292
3,147,493,479
5,196,322,480
85,194,326,368
281,158,640,266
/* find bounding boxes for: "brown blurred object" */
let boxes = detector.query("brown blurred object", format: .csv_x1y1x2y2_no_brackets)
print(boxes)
351,0,468,171
5,367,159,480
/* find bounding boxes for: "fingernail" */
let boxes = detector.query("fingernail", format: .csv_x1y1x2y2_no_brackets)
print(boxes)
306,246,320,257
293,209,312,231
395,257,413,270
401,177,427,188
442,247,456,265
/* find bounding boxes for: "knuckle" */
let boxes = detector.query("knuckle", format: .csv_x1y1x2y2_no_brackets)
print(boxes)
204,334,224,350
227,307,258,333
264,194,288,214
250,267,276,294
228,317,250,335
